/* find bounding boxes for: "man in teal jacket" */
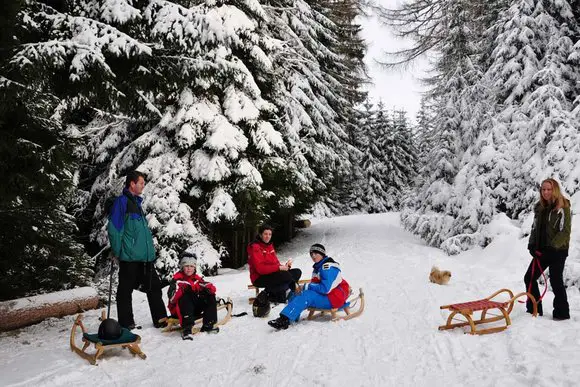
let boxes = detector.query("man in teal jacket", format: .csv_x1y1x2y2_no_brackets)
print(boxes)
108,170,167,329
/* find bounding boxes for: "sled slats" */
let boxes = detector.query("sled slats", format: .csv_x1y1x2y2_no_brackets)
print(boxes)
159,298,233,334
247,280,311,304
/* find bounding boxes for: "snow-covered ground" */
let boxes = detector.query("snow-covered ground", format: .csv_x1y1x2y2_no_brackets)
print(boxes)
2,213,580,386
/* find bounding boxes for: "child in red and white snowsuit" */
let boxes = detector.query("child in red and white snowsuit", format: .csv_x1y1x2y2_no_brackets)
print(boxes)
167,253,218,339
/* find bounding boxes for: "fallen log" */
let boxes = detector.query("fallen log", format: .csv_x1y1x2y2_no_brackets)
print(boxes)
293,219,311,228
0,287,100,332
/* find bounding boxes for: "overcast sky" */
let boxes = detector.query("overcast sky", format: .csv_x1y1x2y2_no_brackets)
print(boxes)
359,0,428,120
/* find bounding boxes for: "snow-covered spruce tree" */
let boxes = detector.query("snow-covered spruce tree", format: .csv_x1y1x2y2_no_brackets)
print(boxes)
437,50,502,252
387,0,580,254
12,0,177,277
402,93,460,247
17,0,154,120
347,102,417,213
436,0,513,249
321,0,370,214
483,0,579,219
507,0,579,217
573,37,580,124
292,0,367,215
0,0,93,300
414,97,436,166
342,105,367,213
321,0,368,105
435,0,565,253
256,0,350,219
362,103,406,213
357,101,388,213
386,108,418,208
398,0,479,248
81,0,296,274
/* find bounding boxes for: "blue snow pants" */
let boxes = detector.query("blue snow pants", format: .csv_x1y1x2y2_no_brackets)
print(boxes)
280,289,332,322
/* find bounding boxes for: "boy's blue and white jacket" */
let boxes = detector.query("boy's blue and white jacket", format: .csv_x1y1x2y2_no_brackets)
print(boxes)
303,256,349,308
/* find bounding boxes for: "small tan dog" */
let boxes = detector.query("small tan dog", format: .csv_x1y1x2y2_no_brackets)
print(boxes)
429,266,452,285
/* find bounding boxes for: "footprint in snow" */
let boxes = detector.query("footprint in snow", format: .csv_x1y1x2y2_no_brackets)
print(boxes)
250,364,266,374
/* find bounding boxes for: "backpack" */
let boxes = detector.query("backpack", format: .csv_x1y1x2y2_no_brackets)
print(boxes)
252,290,271,318
104,196,118,218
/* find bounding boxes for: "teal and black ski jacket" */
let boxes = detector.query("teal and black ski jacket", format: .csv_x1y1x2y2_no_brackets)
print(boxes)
107,189,155,262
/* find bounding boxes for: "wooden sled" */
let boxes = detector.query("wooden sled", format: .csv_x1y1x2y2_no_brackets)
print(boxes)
438,289,537,335
159,297,233,334
247,279,311,304
306,288,365,322
70,311,146,365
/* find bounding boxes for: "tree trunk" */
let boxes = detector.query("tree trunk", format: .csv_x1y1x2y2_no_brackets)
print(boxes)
0,287,100,331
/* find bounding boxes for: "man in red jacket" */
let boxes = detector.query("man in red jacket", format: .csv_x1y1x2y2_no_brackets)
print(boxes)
247,224,301,303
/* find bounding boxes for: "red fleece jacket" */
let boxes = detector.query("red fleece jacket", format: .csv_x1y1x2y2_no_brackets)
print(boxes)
247,239,280,283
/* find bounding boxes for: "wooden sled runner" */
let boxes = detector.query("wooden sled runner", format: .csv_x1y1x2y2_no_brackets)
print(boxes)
159,297,233,334
247,279,311,304
70,311,146,365
306,288,365,322
438,289,537,335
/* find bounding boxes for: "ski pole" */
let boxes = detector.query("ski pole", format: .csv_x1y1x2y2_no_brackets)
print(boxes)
107,255,115,319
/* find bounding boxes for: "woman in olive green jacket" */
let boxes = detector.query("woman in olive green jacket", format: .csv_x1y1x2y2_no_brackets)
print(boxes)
525,178,571,320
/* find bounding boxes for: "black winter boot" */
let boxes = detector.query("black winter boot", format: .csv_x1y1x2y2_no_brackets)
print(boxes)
200,324,220,334
552,310,570,321
268,315,290,330
182,327,195,341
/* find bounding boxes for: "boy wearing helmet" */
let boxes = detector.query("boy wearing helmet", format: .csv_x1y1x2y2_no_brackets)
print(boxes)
167,252,219,340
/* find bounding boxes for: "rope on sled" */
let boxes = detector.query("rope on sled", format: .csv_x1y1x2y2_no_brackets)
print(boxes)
518,257,548,304
217,297,247,317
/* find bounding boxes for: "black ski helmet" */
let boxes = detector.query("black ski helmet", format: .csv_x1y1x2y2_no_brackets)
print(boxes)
98,318,122,340
252,290,271,318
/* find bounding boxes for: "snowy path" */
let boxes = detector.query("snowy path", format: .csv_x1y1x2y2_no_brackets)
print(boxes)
2,213,580,386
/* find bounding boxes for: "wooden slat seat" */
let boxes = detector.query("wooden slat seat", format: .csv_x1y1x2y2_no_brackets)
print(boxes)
448,299,509,312
306,288,365,322
159,297,233,334
247,279,311,304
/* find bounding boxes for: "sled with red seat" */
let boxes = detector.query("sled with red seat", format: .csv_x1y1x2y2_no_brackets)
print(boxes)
438,288,537,335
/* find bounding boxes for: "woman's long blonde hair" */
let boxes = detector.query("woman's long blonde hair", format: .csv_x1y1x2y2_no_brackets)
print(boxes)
539,178,569,210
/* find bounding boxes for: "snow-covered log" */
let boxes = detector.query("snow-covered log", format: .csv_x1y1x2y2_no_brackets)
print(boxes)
294,219,312,228
0,287,100,331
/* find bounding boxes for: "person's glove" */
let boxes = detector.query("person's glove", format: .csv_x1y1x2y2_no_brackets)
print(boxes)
528,248,542,258
199,282,216,295
179,282,191,292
